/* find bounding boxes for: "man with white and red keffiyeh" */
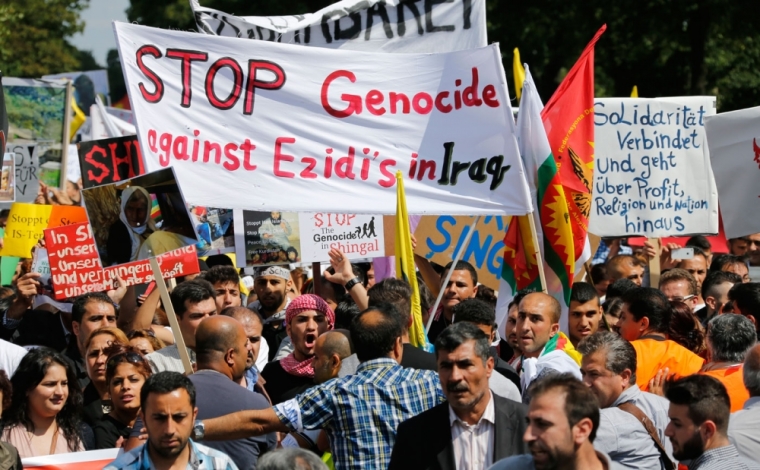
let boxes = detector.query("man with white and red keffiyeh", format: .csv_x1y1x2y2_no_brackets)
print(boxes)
260,294,335,405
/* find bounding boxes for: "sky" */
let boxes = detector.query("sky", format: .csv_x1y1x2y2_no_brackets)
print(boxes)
69,0,131,67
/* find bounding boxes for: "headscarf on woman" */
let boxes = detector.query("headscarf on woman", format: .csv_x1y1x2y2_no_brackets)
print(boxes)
118,186,157,261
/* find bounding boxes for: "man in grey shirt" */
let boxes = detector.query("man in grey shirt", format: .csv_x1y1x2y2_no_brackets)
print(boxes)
578,331,674,470
728,344,760,463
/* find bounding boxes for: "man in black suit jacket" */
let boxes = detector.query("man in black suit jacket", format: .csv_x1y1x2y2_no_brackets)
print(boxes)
389,323,528,470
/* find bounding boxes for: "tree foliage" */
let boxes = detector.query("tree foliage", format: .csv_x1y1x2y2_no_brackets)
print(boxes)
124,0,760,111
0,0,90,77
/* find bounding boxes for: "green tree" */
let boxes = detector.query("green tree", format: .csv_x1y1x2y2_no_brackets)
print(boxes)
0,0,90,77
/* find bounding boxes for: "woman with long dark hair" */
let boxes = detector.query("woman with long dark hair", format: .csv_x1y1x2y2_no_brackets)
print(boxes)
1,348,86,458
93,344,152,449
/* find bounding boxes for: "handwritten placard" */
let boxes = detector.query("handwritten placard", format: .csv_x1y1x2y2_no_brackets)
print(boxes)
413,215,507,291
1,144,38,207
590,97,718,237
45,222,200,300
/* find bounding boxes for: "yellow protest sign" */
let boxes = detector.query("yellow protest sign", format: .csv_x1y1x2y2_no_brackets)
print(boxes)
0,203,54,257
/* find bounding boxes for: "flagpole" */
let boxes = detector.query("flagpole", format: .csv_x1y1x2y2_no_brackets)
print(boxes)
526,212,548,293
425,215,481,333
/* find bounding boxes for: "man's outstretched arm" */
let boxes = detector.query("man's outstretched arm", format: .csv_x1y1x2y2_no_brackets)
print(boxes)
202,408,290,441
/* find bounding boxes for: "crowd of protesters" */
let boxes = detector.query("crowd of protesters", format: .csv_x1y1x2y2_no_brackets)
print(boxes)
1,227,760,470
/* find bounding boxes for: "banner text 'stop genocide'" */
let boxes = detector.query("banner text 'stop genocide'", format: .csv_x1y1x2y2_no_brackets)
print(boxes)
114,22,533,216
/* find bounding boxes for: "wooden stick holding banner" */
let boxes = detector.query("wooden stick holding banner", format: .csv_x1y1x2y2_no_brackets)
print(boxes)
526,212,548,293
648,238,662,288
425,215,481,333
60,79,73,190
149,258,193,375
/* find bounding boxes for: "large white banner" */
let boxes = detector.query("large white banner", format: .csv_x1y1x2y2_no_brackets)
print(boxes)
114,22,532,216
704,106,760,239
589,97,718,237
190,0,486,53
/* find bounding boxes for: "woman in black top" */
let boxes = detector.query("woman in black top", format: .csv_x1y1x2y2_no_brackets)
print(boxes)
93,345,152,449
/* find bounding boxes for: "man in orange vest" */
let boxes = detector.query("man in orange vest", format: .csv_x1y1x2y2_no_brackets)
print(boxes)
616,287,704,391
701,314,756,412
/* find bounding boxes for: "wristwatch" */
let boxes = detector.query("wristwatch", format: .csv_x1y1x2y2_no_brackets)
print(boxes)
192,420,205,441
344,277,361,291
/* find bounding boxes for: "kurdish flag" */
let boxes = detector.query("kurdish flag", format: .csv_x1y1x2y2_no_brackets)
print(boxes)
395,171,429,350
499,67,574,324
541,25,606,275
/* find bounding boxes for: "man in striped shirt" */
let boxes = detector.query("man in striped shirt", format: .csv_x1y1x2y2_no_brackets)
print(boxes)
196,302,446,470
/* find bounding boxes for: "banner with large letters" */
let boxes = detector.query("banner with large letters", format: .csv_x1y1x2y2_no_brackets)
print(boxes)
114,22,532,216
589,97,718,237
190,0,486,53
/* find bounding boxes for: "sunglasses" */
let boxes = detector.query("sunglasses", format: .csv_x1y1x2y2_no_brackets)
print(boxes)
106,351,146,369
668,295,695,303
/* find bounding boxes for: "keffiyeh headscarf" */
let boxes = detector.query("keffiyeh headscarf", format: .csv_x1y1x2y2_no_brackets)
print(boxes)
280,294,336,377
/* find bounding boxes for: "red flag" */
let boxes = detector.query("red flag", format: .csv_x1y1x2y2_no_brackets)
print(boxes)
541,25,606,266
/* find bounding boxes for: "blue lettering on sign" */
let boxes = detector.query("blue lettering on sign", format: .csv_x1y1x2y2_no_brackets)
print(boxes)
423,216,506,279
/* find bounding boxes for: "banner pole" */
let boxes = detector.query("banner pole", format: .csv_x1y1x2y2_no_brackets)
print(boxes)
526,212,548,293
60,80,73,190
149,258,193,375
425,215,480,333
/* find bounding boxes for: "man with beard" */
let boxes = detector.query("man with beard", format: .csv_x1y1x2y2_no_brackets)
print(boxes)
249,266,293,361
261,294,334,405
489,374,624,470
664,375,760,469
389,323,527,470
104,372,237,470
222,307,266,392
427,261,479,344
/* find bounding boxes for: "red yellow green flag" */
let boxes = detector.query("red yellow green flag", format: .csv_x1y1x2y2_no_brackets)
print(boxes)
541,25,606,276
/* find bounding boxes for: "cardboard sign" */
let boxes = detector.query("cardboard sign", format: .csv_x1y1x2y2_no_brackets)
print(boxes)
299,212,384,262
78,135,145,188
2,144,38,207
0,152,15,202
234,211,301,267
413,215,507,291
81,167,198,267
45,222,200,300
590,97,719,237
704,106,760,239
0,203,87,258
191,0,487,53
115,22,532,216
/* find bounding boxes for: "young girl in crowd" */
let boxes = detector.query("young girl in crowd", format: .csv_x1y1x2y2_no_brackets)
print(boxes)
93,345,152,449
126,329,166,356
1,348,88,458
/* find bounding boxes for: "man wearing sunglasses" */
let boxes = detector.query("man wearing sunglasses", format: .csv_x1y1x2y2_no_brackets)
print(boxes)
659,269,700,312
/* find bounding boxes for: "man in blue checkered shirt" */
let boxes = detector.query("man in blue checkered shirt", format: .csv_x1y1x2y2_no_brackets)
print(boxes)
197,302,446,470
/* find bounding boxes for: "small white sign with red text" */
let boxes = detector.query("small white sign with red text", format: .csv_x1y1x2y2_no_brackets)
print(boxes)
300,212,384,262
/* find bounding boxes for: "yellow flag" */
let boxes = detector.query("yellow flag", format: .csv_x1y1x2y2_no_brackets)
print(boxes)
631,85,639,98
513,48,526,101
395,171,428,350
70,97,86,139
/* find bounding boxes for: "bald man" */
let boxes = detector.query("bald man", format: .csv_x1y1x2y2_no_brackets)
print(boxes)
728,344,760,461
222,306,267,390
191,316,276,469
606,255,645,286
517,293,582,402
312,330,353,385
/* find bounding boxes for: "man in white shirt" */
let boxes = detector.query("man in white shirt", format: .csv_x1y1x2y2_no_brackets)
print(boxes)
389,322,528,470
728,344,760,462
